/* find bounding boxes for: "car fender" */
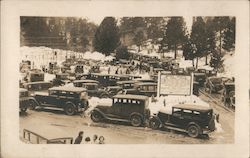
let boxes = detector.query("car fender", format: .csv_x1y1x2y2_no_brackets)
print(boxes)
186,122,201,134
149,115,163,127
28,97,40,106
91,108,107,119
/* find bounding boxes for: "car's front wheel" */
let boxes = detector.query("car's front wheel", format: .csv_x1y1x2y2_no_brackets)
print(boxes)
91,111,103,122
149,117,160,130
64,103,76,116
29,99,37,110
130,115,142,127
187,125,200,138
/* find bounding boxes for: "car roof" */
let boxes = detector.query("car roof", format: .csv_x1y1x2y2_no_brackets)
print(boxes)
49,86,87,92
73,80,99,83
113,94,149,100
136,82,157,86
23,81,51,85
194,73,205,76
56,73,69,75
117,80,136,84
173,104,212,112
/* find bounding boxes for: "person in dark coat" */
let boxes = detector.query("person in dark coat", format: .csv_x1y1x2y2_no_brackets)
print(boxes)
74,131,84,144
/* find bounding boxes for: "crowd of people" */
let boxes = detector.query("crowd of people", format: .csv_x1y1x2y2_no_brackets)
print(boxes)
74,131,105,144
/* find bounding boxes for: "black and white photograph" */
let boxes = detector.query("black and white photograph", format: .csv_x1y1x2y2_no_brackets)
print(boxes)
1,1,249,158
19,15,235,144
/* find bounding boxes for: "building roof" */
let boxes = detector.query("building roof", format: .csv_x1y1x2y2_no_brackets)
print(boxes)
113,94,149,100
173,104,212,112
49,86,87,92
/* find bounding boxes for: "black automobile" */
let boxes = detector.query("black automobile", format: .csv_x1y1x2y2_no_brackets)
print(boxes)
52,73,72,86
90,94,150,127
74,82,110,98
22,81,52,94
193,72,206,87
221,81,235,108
31,86,89,115
124,82,157,97
204,77,224,94
149,104,216,138
19,88,33,112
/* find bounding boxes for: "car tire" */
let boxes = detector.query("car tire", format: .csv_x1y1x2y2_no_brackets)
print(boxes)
187,125,200,138
20,107,27,113
149,118,160,130
100,93,109,98
64,103,76,116
91,111,103,122
29,100,37,110
130,115,142,127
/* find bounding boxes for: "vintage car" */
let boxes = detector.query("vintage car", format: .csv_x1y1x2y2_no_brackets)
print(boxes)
193,81,199,96
74,64,84,74
221,82,235,108
149,104,216,138
193,72,206,87
73,79,99,87
19,88,33,112
23,81,52,94
48,62,60,74
31,86,89,115
186,67,196,75
25,70,45,82
116,80,137,90
90,94,151,127
104,86,123,96
124,82,157,97
205,70,217,77
74,82,110,98
204,77,224,94
52,73,72,86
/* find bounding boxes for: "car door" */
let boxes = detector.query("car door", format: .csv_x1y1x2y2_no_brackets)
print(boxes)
170,108,185,127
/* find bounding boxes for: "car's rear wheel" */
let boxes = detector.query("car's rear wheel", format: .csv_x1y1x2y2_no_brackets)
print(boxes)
149,118,160,130
91,111,103,122
187,125,200,138
100,93,109,98
64,103,76,116
130,115,142,127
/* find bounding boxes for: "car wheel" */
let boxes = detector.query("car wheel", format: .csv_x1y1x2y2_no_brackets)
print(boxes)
187,125,200,138
149,118,160,130
130,115,142,127
91,111,103,122
29,100,37,110
100,93,109,98
64,103,76,116
20,107,27,113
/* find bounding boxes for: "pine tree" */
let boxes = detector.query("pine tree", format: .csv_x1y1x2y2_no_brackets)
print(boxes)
223,17,235,52
183,36,195,64
190,17,207,68
204,17,216,65
162,17,187,59
93,17,120,55
115,45,129,60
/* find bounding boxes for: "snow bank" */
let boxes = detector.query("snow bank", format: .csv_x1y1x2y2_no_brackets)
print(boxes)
83,51,114,62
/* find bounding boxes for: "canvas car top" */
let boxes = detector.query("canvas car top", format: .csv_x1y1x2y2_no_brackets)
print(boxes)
49,86,87,93
136,82,157,86
23,81,51,85
113,94,149,101
173,104,212,112
117,80,137,84
73,80,99,83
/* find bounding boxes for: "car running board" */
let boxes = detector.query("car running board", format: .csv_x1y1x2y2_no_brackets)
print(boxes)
163,125,187,133
105,116,131,123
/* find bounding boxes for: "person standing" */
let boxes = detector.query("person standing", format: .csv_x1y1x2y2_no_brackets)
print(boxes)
74,131,84,144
